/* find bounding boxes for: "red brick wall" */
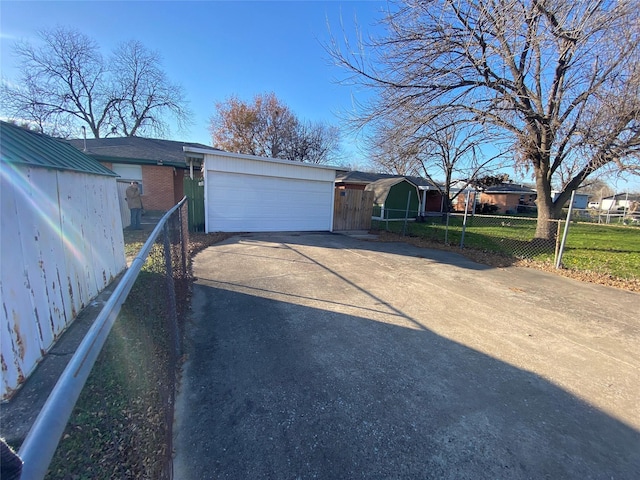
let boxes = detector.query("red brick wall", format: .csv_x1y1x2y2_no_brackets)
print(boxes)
424,192,444,212
141,165,177,211
99,161,185,212
480,193,520,213
173,169,185,204
453,192,478,212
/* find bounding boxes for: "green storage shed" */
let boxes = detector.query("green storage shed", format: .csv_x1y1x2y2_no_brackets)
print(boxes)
365,177,420,220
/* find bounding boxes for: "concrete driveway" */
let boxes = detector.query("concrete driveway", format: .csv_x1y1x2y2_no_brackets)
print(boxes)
174,233,639,479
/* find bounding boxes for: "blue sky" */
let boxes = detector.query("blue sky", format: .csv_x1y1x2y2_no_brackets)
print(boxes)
1,0,385,165
2,1,639,192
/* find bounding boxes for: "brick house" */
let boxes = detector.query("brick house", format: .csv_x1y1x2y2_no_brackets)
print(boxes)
478,183,537,214
67,137,214,212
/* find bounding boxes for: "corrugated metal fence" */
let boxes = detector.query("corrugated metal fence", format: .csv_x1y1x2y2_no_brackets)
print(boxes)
116,179,132,228
17,198,189,480
1,164,126,400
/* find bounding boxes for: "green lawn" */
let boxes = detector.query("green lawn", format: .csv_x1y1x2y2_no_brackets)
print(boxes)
560,223,640,280
373,216,640,280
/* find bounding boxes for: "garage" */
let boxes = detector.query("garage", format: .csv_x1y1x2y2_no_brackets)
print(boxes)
184,148,337,232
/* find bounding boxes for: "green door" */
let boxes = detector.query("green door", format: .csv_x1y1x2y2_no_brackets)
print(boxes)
183,177,205,232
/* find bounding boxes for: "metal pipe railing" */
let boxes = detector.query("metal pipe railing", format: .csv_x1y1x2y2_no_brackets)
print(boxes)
18,197,187,480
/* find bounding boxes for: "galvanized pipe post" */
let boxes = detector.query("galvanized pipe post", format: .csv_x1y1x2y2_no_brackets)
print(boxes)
555,190,576,269
444,213,450,245
402,191,411,236
460,189,471,248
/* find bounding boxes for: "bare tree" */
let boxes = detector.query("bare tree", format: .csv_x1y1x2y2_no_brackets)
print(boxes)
370,111,505,212
413,121,505,213
109,40,190,137
368,121,424,175
0,79,75,137
577,178,615,199
211,92,341,163
3,27,112,137
1,27,190,138
283,121,342,164
329,0,640,239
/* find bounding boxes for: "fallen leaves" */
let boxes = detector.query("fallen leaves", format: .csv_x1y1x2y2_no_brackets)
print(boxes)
375,231,639,293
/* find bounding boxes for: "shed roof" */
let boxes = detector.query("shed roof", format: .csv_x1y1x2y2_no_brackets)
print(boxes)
66,136,218,168
336,170,441,189
602,193,640,202
364,177,418,204
0,121,116,176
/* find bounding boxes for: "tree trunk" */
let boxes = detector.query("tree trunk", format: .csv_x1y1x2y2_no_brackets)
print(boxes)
535,193,555,240
534,168,559,242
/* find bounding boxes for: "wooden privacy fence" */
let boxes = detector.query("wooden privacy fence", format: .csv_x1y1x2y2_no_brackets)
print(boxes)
333,189,374,231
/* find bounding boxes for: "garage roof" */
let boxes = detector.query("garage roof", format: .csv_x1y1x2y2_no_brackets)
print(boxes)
184,146,340,171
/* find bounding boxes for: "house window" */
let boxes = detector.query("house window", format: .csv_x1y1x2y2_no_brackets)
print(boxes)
111,164,143,193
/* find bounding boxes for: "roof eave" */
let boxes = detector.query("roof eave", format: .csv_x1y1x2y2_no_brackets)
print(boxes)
89,154,188,169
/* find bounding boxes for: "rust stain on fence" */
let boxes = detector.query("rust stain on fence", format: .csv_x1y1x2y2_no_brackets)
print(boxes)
12,312,26,361
1,167,127,400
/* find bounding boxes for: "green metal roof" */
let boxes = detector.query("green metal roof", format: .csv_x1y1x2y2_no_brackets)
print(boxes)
0,121,117,177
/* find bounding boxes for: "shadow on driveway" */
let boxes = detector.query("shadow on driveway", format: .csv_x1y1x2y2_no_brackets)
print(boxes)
174,233,640,479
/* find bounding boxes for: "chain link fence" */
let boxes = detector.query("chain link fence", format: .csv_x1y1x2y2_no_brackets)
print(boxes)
19,199,190,480
453,213,561,260
570,208,640,225
373,207,639,285
373,213,562,262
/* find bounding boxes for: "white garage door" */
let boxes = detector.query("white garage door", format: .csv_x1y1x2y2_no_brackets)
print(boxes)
207,171,334,232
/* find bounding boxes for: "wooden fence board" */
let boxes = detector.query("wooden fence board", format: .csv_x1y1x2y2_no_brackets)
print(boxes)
333,189,374,231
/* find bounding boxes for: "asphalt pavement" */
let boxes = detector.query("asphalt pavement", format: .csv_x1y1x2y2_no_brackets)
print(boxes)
173,232,640,479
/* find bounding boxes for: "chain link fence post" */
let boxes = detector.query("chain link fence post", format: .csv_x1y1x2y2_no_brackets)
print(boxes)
554,220,563,266
556,190,576,269
460,190,471,248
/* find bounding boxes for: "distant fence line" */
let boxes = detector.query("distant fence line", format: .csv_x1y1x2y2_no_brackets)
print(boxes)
374,211,562,261
571,209,639,225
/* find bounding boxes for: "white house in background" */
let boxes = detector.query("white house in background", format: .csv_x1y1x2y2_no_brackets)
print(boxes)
0,121,126,400
184,147,337,233
552,190,589,209
600,193,640,211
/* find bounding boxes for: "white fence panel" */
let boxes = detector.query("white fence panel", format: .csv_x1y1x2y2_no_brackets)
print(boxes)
117,180,131,228
1,171,42,393
1,165,126,399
